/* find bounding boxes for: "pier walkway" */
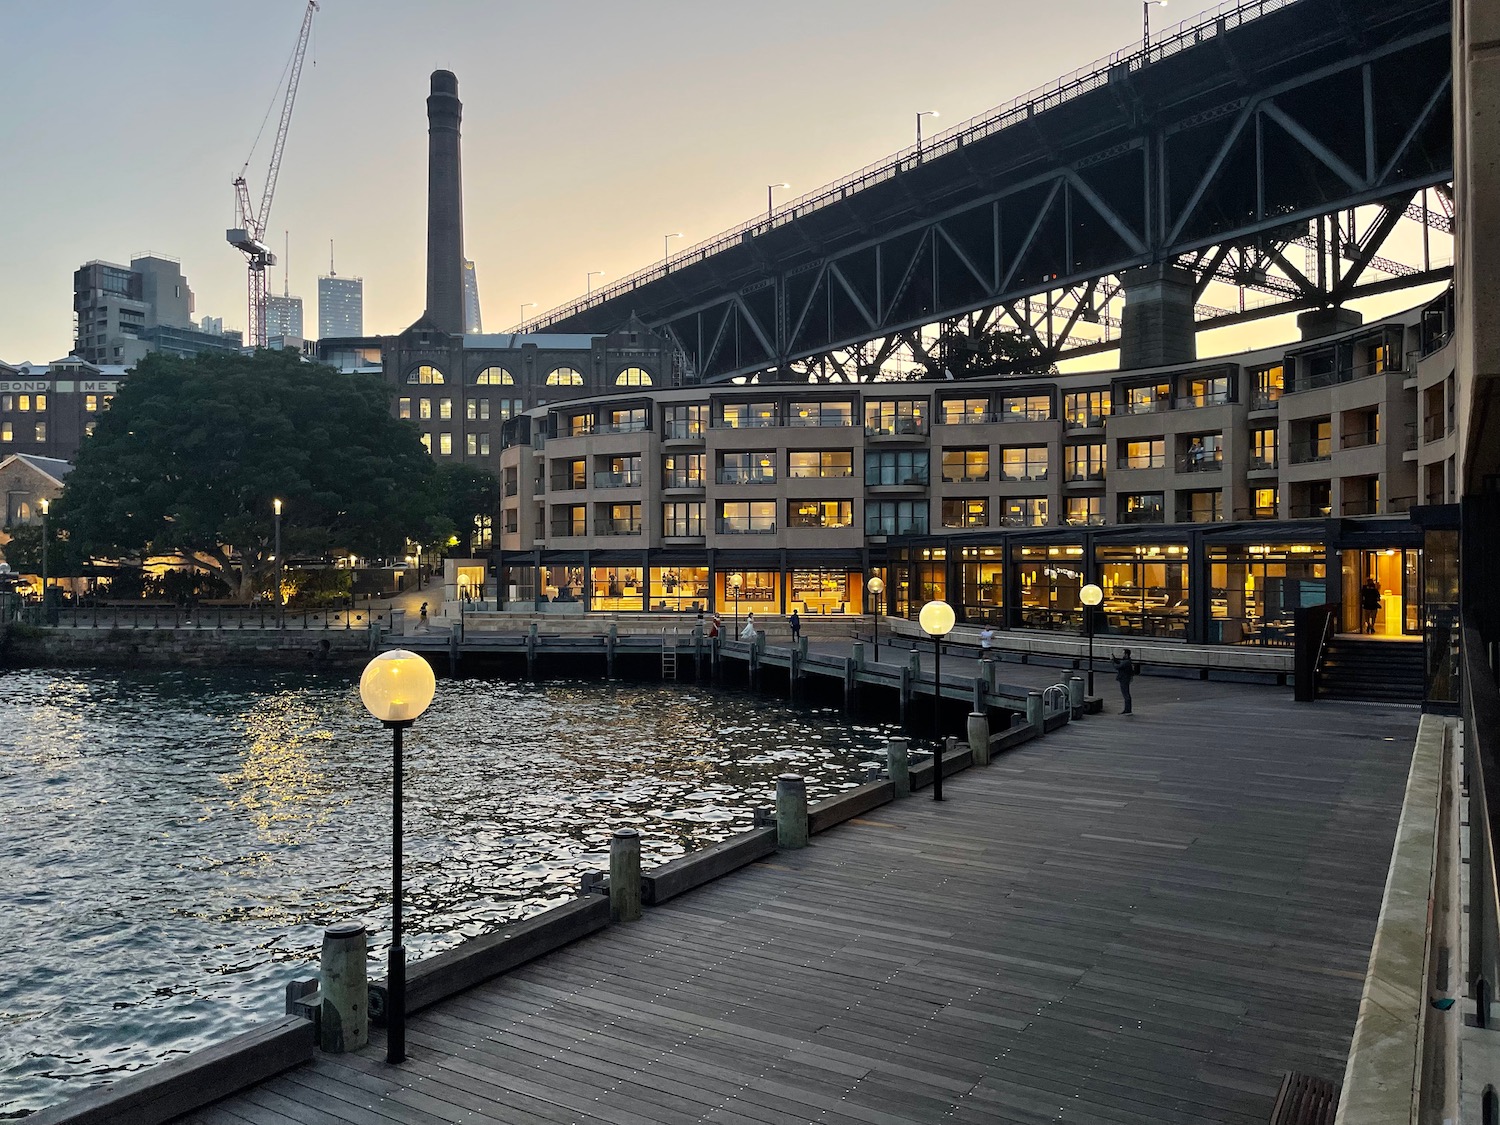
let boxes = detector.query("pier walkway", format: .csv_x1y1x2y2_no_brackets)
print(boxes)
179,678,1413,1125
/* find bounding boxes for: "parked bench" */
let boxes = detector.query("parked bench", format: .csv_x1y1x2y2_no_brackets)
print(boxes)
1269,1071,1338,1125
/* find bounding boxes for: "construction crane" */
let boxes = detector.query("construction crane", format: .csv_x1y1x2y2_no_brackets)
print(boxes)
227,0,318,349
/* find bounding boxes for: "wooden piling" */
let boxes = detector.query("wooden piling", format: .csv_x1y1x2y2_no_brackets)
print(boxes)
319,922,368,1053
968,712,991,766
776,775,808,849
887,737,911,798
609,829,642,923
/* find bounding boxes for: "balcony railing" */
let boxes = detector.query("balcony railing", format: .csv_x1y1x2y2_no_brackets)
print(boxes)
1250,391,1282,410
1063,410,1108,429
995,409,1053,423
663,420,706,440
1175,507,1225,523
999,468,1049,482
1288,438,1332,464
939,411,996,425
1119,508,1165,524
717,468,777,485
503,480,518,497
1286,353,1400,394
1179,391,1232,408
662,520,704,537
1287,502,1332,518
941,471,991,484
867,473,931,487
1117,454,1165,470
593,469,642,488
717,517,776,534
1248,453,1278,471
1116,396,1172,415
1341,428,1381,450
1232,505,1280,520
662,472,705,489
786,414,854,428
550,522,586,538
1341,497,1380,516
865,520,929,536
600,518,643,536
1424,415,1446,443
865,417,928,437
1064,467,1106,482
1175,451,1224,473
1064,513,1107,526
594,419,650,435
712,415,780,430
552,477,586,492
788,513,855,529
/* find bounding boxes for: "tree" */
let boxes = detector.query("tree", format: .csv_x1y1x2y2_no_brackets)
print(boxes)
0,523,78,578
935,324,1054,379
59,350,440,601
432,463,499,555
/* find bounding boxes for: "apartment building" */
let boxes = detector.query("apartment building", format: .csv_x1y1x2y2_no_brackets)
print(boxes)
489,294,1458,644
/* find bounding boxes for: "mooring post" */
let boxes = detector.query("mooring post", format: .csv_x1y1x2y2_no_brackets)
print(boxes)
968,711,991,766
1027,689,1044,734
606,624,618,678
887,736,911,797
971,676,985,712
851,640,865,668
1068,674,1085,717
789,640,800,701
693,625,704,680
843,656,858,711
776,774,808,849
319,921,368,1053
986,659,1001,693
449,630,460,675
899,664,912,727
526,622,538,679
609,828,642,923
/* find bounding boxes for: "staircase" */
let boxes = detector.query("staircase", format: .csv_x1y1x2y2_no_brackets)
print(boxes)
1318,638,1425,704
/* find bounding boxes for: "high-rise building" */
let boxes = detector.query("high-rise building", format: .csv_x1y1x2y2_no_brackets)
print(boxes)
72,254,233,365
318,274,363,339
463,259,483,334
265,295,304,342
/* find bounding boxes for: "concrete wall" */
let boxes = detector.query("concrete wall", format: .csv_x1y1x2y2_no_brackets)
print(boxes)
3,627,374,670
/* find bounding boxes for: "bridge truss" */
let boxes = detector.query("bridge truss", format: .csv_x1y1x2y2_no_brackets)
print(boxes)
533,0,1453,383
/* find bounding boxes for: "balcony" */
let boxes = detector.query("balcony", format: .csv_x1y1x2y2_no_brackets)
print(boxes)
1286,353,1399,394
1423,415,1446,443
1063,411,1108,430
1250,392,1281,411
503,480,519,497
662,520,704,538
999,469,1049,483
865,417,928,437
593,419,650,436
1341,497,1380,516
712,416,779,430
599,518,643,536
718,468,777,485
786,414,854,428
1064,467,1105,483
1175,452,1224,473
549,522,586,538
1233,505,1280,520
1175,507,1224,524
662,472,705,490
1288,438,1332,465
939,411,997,426
995,410,1052,424
1119,508,1165,525
1287,502,1332,518
663,420,706,441
593,469,642,488
1341,428,1381,451
788,513,855,530
1064,513,1107,526
717,517,776,535
941,472,991,484
865,521,929,536
552,476,586,492
1247,454,1278,472
1116,455,1165,470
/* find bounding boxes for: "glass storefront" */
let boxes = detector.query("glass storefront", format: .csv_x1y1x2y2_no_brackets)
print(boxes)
790,569,855,614
1011,544,1083,631
1341,548,1420,636
914,549,947,609
649,566,710,612
720,570,780,618
1096,544,1189,638
960,546,1004,624
590,566,645,612
1208,543,1325,646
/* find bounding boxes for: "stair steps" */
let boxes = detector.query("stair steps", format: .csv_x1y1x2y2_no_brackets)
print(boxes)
1318,638,1424,704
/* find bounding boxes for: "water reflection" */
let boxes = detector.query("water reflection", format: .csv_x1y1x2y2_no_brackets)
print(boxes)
0,668,893,1115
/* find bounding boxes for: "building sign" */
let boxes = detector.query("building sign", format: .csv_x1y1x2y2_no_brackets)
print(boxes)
0,381,51,393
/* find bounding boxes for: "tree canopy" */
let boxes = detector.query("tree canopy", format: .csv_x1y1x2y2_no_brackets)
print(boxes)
60,349,443,600
433,462,499,555
934,324,1054,379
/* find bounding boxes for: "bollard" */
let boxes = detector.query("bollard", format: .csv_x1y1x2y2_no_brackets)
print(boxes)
887,737,911,798
1027,689,1044,734
609,828,642,923
776,774,809,849
851,640,865,668
319,921,368,1053
1068,675,1085,717
968,711,991,766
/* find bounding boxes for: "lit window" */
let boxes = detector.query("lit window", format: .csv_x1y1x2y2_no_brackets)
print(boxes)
398,398,412,419
34,422,47,442
420,432,432,452
406,365,444,384
85,395,99,412
546,367,584,386
466,434,477,456
84,421,97,437
17,395,30,412
615,366,653,386
439,398,453,420
0,422,10,442
419,399,432,420
474,367,515,385
479,434,490,455
34,395,46,413
439,433,453,455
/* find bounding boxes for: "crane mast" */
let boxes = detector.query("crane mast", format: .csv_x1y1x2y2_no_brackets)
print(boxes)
227,0,318,348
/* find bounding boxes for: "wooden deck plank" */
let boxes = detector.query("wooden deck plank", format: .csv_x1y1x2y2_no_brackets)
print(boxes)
174,682,1415,1125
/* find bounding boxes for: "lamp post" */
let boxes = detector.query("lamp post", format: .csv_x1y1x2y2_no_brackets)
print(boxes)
1081,583,1103,695
915,110,939,159
518,301,536,332
359,649,437,1066
1143,0,1167,47
664,232,682,265
867,576,885,662
767,182,789,221
39,498,50,613
586,271,603,296
919,599,956,801
273,498,284,630
729,572,742,638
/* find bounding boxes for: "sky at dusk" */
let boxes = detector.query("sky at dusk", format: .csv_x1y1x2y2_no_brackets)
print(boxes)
0,0,1445,366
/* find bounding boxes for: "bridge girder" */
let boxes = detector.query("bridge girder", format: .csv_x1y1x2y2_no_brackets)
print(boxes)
538,0,1453,383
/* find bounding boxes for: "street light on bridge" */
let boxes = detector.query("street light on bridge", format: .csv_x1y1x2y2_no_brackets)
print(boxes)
767,183,790,221
586,270,603,296
1144,0,1168,48
915,110,940,159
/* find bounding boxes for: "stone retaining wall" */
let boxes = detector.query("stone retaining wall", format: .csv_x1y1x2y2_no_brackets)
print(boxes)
4,626,375,670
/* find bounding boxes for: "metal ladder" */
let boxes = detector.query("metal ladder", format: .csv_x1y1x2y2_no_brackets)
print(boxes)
661,634,678,680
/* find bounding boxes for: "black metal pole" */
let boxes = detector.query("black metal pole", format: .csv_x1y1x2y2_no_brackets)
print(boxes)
932,634,943,801
275,508,283,631
1087,609,1095,696
387,719,410,1064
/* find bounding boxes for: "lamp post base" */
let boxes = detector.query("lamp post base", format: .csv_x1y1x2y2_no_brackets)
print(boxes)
387,944,406,1063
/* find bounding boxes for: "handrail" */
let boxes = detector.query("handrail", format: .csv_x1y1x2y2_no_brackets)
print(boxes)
526,0,1299,330
1462,623,1500,1026
1293,600,1338,701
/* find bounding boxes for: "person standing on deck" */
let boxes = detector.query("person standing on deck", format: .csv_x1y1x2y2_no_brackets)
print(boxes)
1112,648,1137,714
789,610,802,644
1361,578,1381,634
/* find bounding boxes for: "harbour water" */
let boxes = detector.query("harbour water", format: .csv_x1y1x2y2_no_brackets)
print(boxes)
0,666,894,1117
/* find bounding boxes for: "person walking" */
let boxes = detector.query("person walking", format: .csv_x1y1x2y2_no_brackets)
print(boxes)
979,625,995,656
740,611,758,641
1112,648,1137,714
1361,577,1381,634
789,610,802,643
419,601,429,630
708,614,721,640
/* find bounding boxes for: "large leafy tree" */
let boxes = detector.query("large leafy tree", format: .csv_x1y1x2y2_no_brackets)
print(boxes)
433,463,499,555
60,350,441,601
935,324,1054,378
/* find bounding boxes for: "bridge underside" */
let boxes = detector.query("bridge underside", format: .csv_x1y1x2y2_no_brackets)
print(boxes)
540,0,1452,382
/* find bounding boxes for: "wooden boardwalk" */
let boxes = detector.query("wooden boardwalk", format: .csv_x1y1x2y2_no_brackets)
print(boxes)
179,679,1416,1125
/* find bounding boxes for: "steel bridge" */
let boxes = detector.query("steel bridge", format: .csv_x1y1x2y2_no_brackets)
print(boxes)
530,0,1453,383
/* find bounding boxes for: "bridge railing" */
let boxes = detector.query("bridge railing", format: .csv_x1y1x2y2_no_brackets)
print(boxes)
527,0,1298,332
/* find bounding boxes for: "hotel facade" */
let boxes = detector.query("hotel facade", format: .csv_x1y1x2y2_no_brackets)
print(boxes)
489,292,1460,649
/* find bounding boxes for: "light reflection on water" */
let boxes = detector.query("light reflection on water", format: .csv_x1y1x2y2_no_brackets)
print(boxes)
0,667,894,1116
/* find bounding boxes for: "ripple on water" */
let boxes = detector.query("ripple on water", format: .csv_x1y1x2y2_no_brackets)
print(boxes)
0,667,895,1115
